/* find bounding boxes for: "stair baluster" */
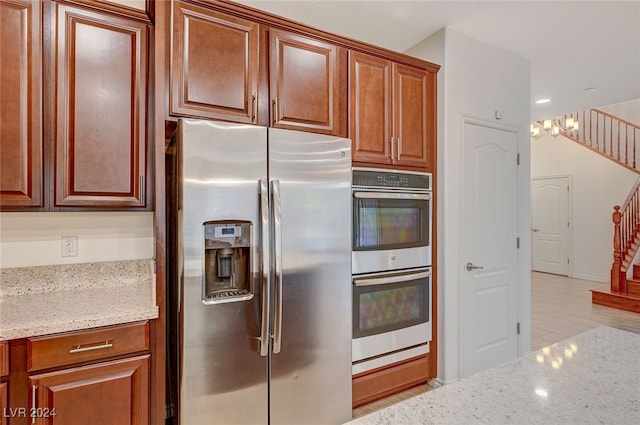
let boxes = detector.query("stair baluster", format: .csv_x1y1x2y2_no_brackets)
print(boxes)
612,205,624,292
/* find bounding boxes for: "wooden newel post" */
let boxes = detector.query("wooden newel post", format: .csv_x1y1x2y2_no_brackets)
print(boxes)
611,205,624,292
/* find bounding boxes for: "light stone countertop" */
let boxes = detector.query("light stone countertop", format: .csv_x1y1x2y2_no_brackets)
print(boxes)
0,260,158,340
346,326,640,425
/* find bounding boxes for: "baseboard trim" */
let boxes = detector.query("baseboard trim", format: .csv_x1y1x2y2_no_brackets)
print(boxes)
571,273,608,283
428,378,444,388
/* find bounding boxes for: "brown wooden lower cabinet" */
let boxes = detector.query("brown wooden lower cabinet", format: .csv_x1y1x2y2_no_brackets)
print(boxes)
0,381,7,425
29,355,149,425
352,354,431,408
6,323,151,425
0,341,7,377
1,340,7,425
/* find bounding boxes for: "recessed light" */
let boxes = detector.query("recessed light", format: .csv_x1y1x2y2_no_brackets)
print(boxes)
582,87,596,95
535,98,551,105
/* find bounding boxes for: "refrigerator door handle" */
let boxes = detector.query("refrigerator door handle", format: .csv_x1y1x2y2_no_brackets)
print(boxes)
271,179,284,354
259,179,271,357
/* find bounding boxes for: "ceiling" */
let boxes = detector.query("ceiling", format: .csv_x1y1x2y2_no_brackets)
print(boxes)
237,0,640,121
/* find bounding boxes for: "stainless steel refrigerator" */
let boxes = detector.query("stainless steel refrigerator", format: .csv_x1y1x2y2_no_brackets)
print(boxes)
169,119,352,425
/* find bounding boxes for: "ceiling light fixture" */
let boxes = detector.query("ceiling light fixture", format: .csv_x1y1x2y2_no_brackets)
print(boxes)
531,116,579,138
535,98,551,105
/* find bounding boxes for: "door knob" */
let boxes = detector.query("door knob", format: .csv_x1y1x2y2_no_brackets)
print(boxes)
531,228,539,232
465,262,484,271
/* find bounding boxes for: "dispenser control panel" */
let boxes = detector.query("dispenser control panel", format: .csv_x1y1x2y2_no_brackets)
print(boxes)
214,225,242,238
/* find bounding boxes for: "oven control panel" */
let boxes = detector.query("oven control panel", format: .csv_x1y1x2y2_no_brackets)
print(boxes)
352,168,431,190
375,174,409,188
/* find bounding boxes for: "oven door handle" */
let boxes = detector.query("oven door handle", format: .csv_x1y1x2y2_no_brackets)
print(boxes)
353,191,431,200
353,270,431,287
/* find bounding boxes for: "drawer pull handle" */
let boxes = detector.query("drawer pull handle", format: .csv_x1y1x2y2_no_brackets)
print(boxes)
69,341,113,354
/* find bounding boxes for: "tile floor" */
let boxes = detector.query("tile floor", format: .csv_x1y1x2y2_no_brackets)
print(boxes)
352,271,640,418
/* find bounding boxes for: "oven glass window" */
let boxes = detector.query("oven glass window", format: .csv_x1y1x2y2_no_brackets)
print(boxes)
359,286,421,330
353,276,430,339
354,197,429,250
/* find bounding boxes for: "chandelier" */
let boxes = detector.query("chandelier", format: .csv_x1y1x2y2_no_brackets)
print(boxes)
531,116,579,138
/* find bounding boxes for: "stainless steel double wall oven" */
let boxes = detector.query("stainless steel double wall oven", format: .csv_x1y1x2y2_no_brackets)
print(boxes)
351,168,433,374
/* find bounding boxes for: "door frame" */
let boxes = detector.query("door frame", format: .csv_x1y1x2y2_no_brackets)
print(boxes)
531,174,573,277
457,116,527,377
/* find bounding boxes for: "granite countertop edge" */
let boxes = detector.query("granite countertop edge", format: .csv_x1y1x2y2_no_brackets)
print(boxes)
0,305,159,341
0,259,158,341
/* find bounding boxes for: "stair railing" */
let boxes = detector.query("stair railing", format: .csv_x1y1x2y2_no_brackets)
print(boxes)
561,109,640,172
611,176,640,293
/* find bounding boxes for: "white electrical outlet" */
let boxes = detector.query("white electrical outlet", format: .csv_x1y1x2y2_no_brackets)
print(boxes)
61,236,78,257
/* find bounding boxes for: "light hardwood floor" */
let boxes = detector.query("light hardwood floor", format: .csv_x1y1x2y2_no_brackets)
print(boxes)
352,271,640,418
531,271,640,349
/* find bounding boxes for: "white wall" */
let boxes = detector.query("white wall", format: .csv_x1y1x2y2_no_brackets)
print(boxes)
531,133,639,282
0,212,155,268
597,98,640,124
407,28,531,383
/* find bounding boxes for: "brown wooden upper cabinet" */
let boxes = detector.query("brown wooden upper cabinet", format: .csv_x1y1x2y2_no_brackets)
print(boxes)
350,51,435,170
169,3,345,136
52,1,148,208
269,29,341,136
349,51,392,165
0,0,43,208
394,62,435,170
171,0,260,124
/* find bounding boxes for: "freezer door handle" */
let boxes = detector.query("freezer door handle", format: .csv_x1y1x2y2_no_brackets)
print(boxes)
259,179,270,356
271,179,284,354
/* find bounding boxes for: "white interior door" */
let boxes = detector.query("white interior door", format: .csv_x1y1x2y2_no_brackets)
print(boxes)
531,176,570,275
460,121,519,378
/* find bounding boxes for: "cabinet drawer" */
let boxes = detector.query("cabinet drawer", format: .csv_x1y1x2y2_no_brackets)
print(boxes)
27,321,149,372
0,341,7,377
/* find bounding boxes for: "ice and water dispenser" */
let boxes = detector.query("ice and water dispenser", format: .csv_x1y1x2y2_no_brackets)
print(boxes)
203,221,253,304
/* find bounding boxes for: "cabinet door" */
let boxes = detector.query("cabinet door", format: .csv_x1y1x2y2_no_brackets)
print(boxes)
270,29,340,135
349,51,392,165
30,355,149,425
171,0,260,123
0,0,43,208
0,381,6,425
393,63,435,170
52,2,147,208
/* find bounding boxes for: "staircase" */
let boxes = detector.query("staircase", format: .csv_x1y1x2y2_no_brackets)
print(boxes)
558,109,640,313
555,109,640,172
